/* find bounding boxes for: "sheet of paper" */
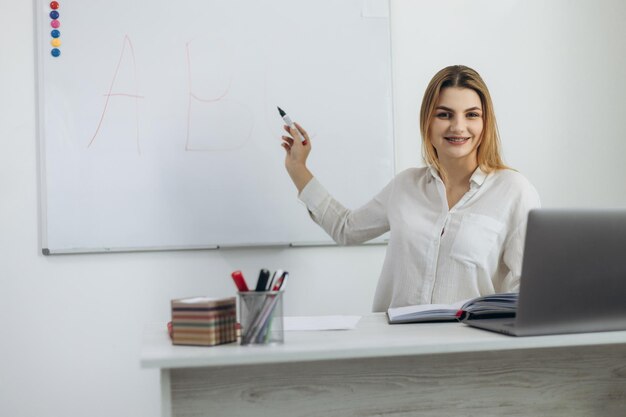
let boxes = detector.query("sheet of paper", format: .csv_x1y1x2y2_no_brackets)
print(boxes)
284,315,362,331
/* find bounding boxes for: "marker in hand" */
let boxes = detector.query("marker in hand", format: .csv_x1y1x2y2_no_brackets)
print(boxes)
277,106,307,145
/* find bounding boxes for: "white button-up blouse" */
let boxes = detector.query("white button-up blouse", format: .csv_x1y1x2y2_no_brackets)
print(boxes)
298,167,541,312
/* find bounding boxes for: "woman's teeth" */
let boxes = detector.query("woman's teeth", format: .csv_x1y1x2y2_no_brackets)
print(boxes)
445,137,469,143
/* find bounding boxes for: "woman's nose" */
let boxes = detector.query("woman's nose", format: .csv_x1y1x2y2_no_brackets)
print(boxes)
449,119,464,133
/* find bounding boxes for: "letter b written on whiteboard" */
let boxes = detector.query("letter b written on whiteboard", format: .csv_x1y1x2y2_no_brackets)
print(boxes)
184,37,254,152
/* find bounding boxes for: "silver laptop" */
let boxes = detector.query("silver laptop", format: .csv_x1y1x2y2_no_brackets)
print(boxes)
466,209,626,336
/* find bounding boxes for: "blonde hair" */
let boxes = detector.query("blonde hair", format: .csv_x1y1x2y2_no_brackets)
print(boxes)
419,65,509,179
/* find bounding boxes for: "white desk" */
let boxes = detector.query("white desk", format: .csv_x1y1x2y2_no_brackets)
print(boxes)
141,314,626,417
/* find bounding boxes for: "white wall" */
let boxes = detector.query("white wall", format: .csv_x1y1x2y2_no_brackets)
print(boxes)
1,1,625,416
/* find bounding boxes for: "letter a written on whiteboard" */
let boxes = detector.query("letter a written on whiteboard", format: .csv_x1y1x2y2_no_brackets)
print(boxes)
88,35,144,154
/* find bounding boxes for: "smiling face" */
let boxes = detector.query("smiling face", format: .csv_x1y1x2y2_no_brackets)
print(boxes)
428,87,484,168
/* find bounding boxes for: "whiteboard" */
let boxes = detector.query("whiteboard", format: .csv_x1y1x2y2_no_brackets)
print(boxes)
36,0,394,254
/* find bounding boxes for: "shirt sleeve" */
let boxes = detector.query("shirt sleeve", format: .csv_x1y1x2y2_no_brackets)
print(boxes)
499,183,542,292
298,177,392,245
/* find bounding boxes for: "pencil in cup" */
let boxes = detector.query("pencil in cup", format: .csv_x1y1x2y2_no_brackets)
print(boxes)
238,291,284,345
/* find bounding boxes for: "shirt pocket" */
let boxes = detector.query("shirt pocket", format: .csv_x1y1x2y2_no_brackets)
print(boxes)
450,213,504,264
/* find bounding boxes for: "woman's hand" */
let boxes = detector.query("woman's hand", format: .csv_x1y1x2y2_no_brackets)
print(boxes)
281,122,310,169
281,122,313,193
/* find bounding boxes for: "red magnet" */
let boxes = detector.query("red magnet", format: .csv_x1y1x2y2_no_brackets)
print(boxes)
50,1,59,9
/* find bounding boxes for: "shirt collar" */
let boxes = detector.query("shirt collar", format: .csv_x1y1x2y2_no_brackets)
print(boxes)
427,165,488,187
427,165,441,182
470,167,488,187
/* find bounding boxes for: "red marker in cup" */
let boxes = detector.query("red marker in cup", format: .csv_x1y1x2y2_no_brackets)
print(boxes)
231,270,249,292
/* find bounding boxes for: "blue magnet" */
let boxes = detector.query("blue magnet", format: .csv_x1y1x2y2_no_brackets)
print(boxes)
51,48,61,57
50,10,59,19
51,29,60,38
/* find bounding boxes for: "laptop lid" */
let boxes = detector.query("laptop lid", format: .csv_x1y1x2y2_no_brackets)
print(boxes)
514,209,626,336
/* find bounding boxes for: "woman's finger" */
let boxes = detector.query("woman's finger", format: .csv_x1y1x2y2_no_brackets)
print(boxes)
283,125,302,144
294,122,310,141
287,125,303,141
283,123,309,146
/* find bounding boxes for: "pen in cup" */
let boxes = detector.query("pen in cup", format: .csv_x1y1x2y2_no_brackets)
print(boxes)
255,268,270,292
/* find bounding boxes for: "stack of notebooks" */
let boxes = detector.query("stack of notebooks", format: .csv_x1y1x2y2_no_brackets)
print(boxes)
170,296,237,346
387,292,518,324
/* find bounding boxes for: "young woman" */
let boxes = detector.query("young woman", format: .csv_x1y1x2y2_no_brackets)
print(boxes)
280,65,540,311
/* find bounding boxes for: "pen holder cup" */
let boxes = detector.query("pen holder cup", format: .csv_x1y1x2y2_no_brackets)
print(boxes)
238,291,284,345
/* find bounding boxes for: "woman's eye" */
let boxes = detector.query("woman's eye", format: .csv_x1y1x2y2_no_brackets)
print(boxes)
467,112,481,118
436,112,450,119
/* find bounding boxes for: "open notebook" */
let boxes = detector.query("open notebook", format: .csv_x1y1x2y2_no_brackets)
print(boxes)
387,293,518,324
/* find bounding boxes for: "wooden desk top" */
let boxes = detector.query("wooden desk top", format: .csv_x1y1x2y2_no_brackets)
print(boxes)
140,313,626,369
